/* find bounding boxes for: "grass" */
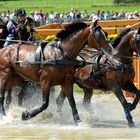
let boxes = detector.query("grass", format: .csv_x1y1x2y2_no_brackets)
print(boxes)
55,84,102,94
0,0,140,14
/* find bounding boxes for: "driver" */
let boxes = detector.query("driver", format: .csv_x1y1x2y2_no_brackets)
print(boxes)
4,8,27,47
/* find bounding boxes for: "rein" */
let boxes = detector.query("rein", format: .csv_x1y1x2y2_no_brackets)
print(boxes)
0,59,96,71
0,38,40,46
15,59,94,66
114,54,140,60
0,38,32,44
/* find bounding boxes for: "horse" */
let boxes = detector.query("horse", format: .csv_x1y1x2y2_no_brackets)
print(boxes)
0,17,35,109
0,24,8,48
2,17,55,109
0,21,112,124
56,27,140,127
6,20,112,109
56,23,113,113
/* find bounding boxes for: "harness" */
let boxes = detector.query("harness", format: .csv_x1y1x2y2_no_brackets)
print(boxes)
34,40,90,67
89,53,129,79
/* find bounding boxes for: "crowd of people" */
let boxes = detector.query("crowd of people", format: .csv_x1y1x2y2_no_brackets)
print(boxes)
0,9,140,27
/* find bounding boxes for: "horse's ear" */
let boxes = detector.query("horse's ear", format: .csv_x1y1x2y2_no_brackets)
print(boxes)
26,16,34,22
93,20,99,27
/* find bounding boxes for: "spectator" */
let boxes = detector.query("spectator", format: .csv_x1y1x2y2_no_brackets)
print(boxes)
4,8,27,47
34,11,42,26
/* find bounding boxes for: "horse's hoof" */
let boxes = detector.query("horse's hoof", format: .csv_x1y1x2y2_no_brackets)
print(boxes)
128,122,135,128
18,102,23,107
22,111,30,120
75,119,81,125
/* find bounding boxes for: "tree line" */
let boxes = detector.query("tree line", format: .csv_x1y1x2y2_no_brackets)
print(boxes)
113,0,140,4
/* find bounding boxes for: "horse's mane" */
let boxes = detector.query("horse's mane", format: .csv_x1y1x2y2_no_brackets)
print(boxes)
110,28,131,48
56,21,87,40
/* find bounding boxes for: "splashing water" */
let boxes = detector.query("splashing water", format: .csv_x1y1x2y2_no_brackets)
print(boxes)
1,84,140,139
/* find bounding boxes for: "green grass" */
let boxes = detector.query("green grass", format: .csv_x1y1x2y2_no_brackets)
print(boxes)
55,84,102,94
74,84,103,94
0,0,140,14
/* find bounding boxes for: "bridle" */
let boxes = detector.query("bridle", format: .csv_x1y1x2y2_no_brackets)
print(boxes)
63,25,104,60
90,25,114,53
131,33,140,56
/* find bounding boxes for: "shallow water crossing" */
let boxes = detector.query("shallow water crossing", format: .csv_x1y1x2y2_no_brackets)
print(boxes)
1,88,140,140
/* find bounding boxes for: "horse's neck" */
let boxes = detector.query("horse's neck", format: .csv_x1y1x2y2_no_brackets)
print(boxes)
113,33,133,63
62,28,90,59
15,29,29,41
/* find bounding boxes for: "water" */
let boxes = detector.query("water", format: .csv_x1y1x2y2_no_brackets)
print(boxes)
1,85,140,140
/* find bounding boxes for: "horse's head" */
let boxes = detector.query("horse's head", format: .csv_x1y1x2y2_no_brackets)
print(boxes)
132,28,140,57
88,21,113,54
0,24,8,48
24,17,34,32
15,23,29,41
15,17,34,41
113,28,140,63
0,24,8,38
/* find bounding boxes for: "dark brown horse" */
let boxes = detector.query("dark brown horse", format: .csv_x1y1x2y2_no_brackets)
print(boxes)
56,27,140,127
0,24,8,48
0,22,111,124
0,17,34,108
0,17,35,109
56,24,113,113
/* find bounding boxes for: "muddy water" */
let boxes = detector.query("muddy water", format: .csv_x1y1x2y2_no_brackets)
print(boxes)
0,86,140,140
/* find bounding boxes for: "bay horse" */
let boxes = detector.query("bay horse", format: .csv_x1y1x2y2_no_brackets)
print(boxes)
56,27,140,127
0,17,35,109
0,21,112,124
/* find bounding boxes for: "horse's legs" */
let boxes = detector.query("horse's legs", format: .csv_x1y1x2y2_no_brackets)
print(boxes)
18,80,29,106
49,86,55,102
56,83,81,124
123,82,140,111
111,83,134,127
0,69,13,116
5,90,12,110
56,87,66,116
22,80,50,120
82,88,93,113
0,90,6,116
62,83,81,124
0,80,7,116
